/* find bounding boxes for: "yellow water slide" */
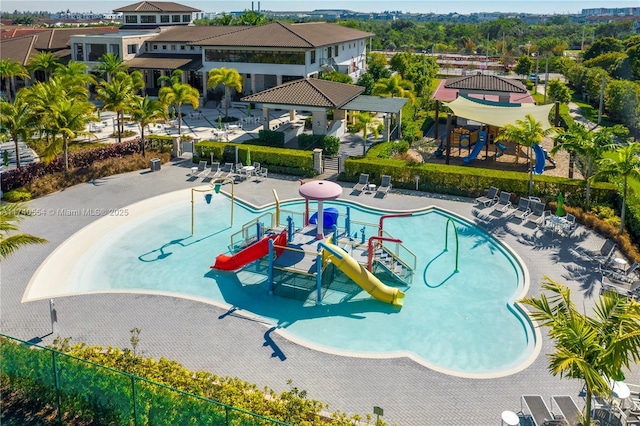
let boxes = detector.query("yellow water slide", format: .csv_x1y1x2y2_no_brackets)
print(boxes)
322,242,404,306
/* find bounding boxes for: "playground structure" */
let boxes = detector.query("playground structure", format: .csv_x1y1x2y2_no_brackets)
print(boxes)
209,188,416,307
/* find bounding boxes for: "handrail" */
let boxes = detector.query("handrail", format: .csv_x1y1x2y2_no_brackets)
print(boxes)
367,236,402,272
380,229,418,270
445,218,460,272
378,243,415,274
378,213,412,237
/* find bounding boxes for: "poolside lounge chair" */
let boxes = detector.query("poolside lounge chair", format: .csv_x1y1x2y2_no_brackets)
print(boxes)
526,201,548,225
551,395,582,426
203,162,221,180
192,160,207,178
600,274,640,299
219,163,233,178
521,395,564,426
475,186,499,207
377,175,392,198
353,173,369,194
572,239,617,267
514,197,532,220
493,191,512,212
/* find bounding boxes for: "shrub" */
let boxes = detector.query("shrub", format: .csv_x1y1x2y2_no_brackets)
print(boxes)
255,130,285,147
3,189,31,202
394,140,410,154
321,136,340,156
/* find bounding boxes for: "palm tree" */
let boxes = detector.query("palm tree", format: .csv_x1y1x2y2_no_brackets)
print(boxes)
0,59,29,103
551,123,614,208
495,114,555,195
0,92,35,169
593,142,640,233
521,278,640,426
371,74,416,104
0,203,47,260
353,112,380,155
130,95,166,156
157,69,183,87
27,52,61,82
44,97,95,171
53,60,96,89
207,67,242,119
158,81,200,135
95,72,138,143
94,53,128,82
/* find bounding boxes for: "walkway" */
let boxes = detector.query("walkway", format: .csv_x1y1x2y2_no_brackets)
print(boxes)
2,160,639,425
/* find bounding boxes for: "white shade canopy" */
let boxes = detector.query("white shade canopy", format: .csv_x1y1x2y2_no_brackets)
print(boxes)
445,96,555,130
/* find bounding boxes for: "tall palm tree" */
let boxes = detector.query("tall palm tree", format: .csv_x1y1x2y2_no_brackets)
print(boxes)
0,203,47,260
521,278,640,426
44,97,95,171
94,53,128,82
371,74,416,104
593,142,640,233
53,60,96,89
130,95,166,156
551,123,614,208
27,52,61,82
0,92,35,169
0,59,29,103
95,72,139,143
207,67,242,119
495,114,555,195
353,112,380,155
158,81,200,135
157,69,183,87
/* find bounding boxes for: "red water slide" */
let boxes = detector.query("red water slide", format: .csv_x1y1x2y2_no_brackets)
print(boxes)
211,230,287,271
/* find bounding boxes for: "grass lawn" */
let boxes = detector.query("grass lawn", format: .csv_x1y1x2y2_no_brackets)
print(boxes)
570,94,616,127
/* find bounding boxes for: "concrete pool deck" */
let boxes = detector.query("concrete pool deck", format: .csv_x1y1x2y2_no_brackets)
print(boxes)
2,157,639,425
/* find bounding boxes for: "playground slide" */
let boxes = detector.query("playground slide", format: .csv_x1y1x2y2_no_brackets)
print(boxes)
323,242,404,306
212,230,287,271
462,131,487,164
532,143,546,175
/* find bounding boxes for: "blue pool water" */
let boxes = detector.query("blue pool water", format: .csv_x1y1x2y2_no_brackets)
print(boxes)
70,194,537,377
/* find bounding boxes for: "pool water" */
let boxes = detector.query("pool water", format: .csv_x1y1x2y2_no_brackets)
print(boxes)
57,194,537,377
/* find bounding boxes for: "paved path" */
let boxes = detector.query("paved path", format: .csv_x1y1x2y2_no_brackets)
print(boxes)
2,159,638,425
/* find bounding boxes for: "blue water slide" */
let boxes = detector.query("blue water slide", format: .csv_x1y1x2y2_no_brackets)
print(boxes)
462,131,487,164
532,144,546,175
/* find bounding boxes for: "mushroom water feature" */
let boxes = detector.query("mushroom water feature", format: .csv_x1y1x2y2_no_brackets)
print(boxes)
298,180,343,239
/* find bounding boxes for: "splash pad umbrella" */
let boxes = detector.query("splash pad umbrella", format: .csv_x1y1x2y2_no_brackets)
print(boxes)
298,180,342,239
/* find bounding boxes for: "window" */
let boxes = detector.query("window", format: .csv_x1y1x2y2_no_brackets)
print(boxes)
335,45,339,56
190,46,195,50
310,50,316,64
171,45,176,50
127,44,137,54
172,15,180,22
153,44,158,50
110,44,120,57
160,15,169,23
75,43,84,61
125,15,137,24
204,49,305,65
162,45,167,50
327,47,332,58
140,15,156,23
180,45,185,50
182,14,190,22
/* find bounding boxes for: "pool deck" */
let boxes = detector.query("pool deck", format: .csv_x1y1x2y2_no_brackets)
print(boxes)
3,157,640,425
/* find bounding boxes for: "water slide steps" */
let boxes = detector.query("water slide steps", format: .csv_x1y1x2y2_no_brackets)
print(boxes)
373,248,414,286
212,229,287,271
532,143,546,175
323,242,404,306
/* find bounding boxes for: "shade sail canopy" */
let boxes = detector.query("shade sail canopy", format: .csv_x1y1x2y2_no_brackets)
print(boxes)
445,96,554,129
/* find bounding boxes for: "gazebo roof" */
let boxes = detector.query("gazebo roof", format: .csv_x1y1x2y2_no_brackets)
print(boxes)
444,75,527,93
241,78,364,109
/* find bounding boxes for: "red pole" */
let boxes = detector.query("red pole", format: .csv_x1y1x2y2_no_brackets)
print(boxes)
378,213,412,237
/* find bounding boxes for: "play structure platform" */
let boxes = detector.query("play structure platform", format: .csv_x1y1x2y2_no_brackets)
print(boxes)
211,205,415,307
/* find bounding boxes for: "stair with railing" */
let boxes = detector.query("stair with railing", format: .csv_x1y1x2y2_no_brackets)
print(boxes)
373,246,414,286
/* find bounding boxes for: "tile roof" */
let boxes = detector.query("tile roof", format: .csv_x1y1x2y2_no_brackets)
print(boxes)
149,26,240,42
341,95,408,113
125,53,201,70
241,78,364,108
0,36,37,64
114,1,201,13
198,21,374,48
444,75,527,93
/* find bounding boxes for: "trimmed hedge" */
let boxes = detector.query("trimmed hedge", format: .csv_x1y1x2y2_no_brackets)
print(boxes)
194,141,316,177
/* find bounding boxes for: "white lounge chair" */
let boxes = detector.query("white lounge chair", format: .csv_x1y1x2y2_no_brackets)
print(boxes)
204,162,221,180
513,197,532,220
551,395,582,426
526,201,547,225
494,191,512,212
475,186,499,207
377,175,392,198
352,173,369,194
192,160,207,178
521,395,564,426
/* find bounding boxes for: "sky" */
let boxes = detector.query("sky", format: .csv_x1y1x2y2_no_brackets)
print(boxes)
1,1,639,16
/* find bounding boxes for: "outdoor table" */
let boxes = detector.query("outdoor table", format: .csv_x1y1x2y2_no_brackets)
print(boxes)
550,215,569,235
242,165,256,179
614,258,628,271
366,183,376,193
501,410,519,426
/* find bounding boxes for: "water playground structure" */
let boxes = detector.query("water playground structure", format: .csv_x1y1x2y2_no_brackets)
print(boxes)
210,181,420,307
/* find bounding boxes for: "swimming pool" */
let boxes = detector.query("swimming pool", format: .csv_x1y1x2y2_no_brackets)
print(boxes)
24,189,540,378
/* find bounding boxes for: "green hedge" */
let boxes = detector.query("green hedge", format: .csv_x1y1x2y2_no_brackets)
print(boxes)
342,157,617,208
194,141,316,177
